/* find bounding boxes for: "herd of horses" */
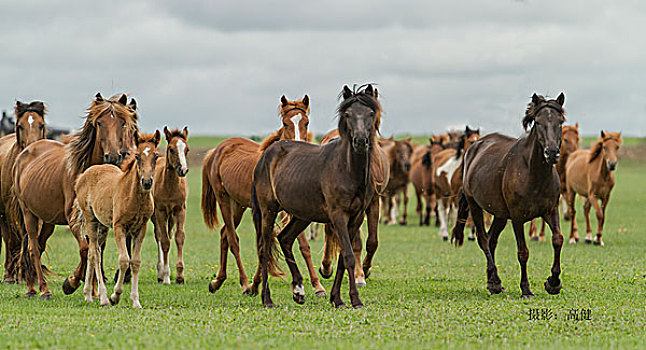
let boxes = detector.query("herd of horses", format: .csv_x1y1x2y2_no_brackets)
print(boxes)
0,85,623,309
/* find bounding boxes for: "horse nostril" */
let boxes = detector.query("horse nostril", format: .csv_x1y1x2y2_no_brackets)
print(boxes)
103,154,110,163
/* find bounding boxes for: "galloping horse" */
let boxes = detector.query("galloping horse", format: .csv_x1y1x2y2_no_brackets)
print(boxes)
380,138,413,225
452,93,565,297
153,127,189,284
77,132,159,308
529,123,580,241
14,93,137,298
201,95,325,296
0,101,47,283
565,131,622,246
252,84,385,308
434,126,479,240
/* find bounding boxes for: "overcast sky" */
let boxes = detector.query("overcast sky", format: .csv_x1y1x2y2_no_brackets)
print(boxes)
1,1,645,137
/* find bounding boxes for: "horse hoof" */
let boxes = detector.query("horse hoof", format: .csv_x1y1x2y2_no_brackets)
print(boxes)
100,302,110,307
293,294,305,305
334,302,347,309
40,293,53,300
62,277,78,295
175,278,185,284
575,238,580,243
353,303,364,309
544,279,562,295
25,291,37,298
398,221,407,226
442,236,448,241
319,267,333,279
531,236,539,241
208,281,218,294
487,284,505,295
315,290,327,298
263,302,274,309
568,238,576,245
521,293,535,299
363,267,371,279
467,236,476,241
584,238,592,244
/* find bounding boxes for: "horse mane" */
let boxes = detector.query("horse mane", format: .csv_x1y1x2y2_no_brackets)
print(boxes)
523,95,565,131
259,129,282,152
66,95,138,178
337,84,383,132
15,101,46,118
165,128,186,141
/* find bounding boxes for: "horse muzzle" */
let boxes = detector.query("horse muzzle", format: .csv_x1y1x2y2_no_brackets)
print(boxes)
104,153,122,166
141,178,153,191
543,148,560,165
352,137,369,153
607,161,617,171
177,167,189,177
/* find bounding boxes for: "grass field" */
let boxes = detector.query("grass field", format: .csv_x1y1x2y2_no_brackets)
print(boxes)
0,138,645,348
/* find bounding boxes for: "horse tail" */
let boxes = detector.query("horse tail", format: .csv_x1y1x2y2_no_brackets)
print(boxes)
19,225,36,286
251,183,283,278
201,149,220,229
451,190,468,246
326,225,341,257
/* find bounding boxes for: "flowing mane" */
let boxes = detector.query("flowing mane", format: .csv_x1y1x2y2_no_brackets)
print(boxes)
65,95,138,178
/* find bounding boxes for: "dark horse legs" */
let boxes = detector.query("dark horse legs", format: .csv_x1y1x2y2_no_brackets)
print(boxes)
329,213,362,309
542,206,563,294
276,217,311,304
511,220,533,297
468,197,504,294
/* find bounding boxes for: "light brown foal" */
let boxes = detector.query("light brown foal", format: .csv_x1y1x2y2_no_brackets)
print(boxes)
76,131,160,308
565,131,622,246
153,127,189,284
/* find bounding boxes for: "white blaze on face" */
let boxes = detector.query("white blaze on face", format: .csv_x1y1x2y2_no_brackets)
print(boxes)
290,113,303,141
143,147,150,156
176,139,188,170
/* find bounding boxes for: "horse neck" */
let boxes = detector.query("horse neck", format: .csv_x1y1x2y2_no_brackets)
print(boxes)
525,128,553,177
122,162,146,200
89,133,105,167
341,137,371,188
590,147,612,181
162,158,181,188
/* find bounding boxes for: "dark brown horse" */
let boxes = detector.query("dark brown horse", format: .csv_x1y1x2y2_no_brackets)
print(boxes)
14,93,137,298
0,101,47,283
380,138,413,225
452,93,566,297
409,141,436,226
252,84,385,308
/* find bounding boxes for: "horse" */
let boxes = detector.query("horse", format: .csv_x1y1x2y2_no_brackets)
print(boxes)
152,126,189,284
0,101,47,283
76,132,159,308
0,111,15,137
409,141,436,226
13,93,138,298
380,138,413,225
529,123,580,241
433,126,480,240
201,94,326,296
565,131,622,246
452,93,566,298
252,84,385,308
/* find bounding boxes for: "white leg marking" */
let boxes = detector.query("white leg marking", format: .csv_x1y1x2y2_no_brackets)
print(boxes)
438,200,449,238
293,284,305,296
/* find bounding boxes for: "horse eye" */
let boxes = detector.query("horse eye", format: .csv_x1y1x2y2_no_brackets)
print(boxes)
305,122,309,127
122,122,126,128
283,122,288,127
96,122,102,127
186,148,190,153
40,125,44,130
169,148,175,154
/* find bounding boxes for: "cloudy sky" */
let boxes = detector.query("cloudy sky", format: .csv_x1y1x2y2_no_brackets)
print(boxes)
1,1,644,137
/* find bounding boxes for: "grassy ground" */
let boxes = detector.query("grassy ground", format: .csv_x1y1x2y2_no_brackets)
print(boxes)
0,138,644,348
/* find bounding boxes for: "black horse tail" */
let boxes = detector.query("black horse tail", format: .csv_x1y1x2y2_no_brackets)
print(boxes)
451,190,469,246
251,184,283,278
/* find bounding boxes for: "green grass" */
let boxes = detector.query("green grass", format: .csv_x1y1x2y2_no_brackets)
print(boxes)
1,138,645,348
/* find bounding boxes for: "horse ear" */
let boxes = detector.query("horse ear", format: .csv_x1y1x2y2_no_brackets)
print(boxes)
163,126,171,141
342,85,353,100
302,94,309,107
575,122,579,129
374,88,379,99
600,130,606,138
154,130,161,147
182,126,189,139
280,95,288,107
118,94,128,105
556,92,565,106
465,125,472,134
95,93,103,102
128,98,137,111
365,84,374,96
531,93,541,105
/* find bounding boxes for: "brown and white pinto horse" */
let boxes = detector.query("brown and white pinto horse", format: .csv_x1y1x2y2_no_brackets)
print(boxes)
529,123,580,241
380,138,413,225
77,132,160,308
433,126,480,240
452,93,566,297
153,127,189,284
0,101,47,283
201,95,324,296
565,131,622,246
14,93,137,298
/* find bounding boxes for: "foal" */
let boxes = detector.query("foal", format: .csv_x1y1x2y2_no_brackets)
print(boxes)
153,127,189,284
76,131,160,308
565,131,622,246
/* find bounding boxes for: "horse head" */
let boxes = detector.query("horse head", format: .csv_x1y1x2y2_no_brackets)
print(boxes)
337,84,382,154
524,93,566,164
279,95,310,142
90,93,138,166
599,130,622,171
163,126,190,177
561,123,580,155
133,130,161,191
14,101,46,149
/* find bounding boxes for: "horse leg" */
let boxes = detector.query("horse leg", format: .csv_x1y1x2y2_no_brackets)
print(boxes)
342,215,364,308
468,197,502,294
277,218,310,304
542,206,564,295
94,225,110,306
399,189,408,225
561,195,571,221
62,214,89,294
437,198,449,240
23,211,51,298
83,220,98,303
110,226,129,306
415,189,423,226
1,218,17,283
352,228,365,287
566,186,578,244
223,199,249,293
152,212,170,284
174,207,186,284
296,232,326,297
390,195,399,225
330,252,346,308
589,194,606,246
209,225,229,293
319,224,335,279
433,195,440,227
539,218,546,242
583,198,593,243
363,196,379,278
423,192,433,226
258,208,278,308
529,219,538,241
129,227,145,309
511,220,533,297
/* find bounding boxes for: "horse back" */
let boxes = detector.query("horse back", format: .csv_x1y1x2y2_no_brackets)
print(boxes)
208,137,260,206
76,164,123,227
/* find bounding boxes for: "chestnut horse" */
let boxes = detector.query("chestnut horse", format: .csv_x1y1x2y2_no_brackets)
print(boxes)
380,138,413,225
152,127,190,284
409,141,436,226
565,131,622,246
452,93,566,298
434,126,479,240
14,93,137,298
0,101,47,283
77,132,160,308
201,95,325,296
252,84,385,308
529,123,580,241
